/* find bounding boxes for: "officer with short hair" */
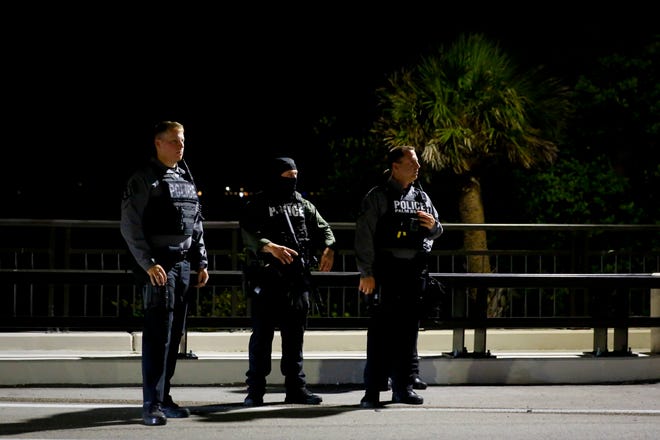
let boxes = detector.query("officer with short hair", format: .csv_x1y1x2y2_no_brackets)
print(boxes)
355,145,443,408
121,120,209,426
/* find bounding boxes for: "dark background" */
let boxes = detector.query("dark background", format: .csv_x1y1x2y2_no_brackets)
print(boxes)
3,4,655,220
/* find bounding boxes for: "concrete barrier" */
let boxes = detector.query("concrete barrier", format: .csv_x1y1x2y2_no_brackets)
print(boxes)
0,328,653,355
652,273,660,353
1,329,658,386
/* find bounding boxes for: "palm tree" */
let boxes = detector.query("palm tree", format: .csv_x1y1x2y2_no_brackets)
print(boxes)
373,33,572,316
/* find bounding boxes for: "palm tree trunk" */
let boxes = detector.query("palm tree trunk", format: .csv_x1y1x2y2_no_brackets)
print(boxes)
457,175,503,317
458,176,490,271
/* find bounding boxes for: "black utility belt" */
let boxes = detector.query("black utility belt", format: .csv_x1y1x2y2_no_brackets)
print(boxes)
155,248,189,262
377,250,426,261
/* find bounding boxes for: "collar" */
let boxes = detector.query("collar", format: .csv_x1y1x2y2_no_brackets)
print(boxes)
386,176,412,195
150,157,185,176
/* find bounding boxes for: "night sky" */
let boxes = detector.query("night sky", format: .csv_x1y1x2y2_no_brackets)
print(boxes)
3,4,655,220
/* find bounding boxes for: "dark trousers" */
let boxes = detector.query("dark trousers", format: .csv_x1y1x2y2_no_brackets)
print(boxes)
246,290,308,395
364,257,423,394
141,260,190,406
412,336,421,376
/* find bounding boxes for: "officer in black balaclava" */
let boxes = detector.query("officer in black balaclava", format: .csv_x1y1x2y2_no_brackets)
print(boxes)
266,157,298,201
240,156,336,407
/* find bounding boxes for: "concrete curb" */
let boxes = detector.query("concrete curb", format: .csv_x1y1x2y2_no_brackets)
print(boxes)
0,328,653,353
1,330,658,386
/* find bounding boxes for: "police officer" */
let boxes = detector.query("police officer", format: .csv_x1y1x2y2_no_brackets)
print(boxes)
121,121,209,426
355,145,443,408
240,157,335,407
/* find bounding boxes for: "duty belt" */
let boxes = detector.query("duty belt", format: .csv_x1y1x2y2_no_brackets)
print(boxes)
155,248,189,263
377,249,423,260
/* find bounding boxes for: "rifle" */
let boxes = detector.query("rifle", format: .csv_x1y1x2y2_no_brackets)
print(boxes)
282,210,325,314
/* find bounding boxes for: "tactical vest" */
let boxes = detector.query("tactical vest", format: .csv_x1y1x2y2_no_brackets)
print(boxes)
263,195,312,268
144,167,199,236
375,185,429,251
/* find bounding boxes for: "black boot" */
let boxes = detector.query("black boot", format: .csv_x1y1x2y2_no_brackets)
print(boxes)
359,390,381,409
142,403,167,426
285,387,322,405
392,389,424,405
244,393,264,407
244,385,265,407
412,375,428,390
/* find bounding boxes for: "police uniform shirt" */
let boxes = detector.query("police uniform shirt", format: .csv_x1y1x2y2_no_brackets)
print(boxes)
355,177,442,278
120,157,208,273
240,190,336,266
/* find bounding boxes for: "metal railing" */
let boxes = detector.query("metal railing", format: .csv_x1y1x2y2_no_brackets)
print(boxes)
1,219,660,357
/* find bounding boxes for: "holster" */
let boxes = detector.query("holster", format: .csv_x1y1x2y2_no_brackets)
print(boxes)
418,269,448,318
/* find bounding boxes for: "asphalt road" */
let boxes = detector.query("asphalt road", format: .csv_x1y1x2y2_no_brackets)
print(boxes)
1,384,660,439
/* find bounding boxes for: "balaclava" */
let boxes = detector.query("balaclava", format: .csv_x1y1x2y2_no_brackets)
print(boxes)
268,157,297,200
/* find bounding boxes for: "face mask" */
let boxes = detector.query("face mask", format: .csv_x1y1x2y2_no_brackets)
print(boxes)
271,176,297,199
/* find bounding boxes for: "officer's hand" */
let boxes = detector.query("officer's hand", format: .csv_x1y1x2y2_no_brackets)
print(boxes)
417,210,436,230
147,264,167,286
263,243,298,265
194,267,209,288
318,247,334,272
359,276,376,295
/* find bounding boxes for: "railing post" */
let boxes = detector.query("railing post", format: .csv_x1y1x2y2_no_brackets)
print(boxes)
652,273,660,354
592,328,608,355
450,288,466,356
612,287,630,354
473,287,489,355
231,228,239,270
177,331,197,359
590,287,610,356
